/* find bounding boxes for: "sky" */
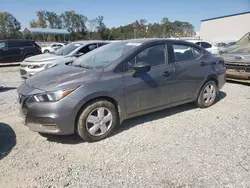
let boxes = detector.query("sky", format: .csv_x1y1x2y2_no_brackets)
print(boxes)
1,0,249,31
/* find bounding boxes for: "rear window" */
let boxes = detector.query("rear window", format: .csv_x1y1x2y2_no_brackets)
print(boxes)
19,41,34,47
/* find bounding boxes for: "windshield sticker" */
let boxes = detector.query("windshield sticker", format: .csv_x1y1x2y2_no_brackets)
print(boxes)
126,42,142,46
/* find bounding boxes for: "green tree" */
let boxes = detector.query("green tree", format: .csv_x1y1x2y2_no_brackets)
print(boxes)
60,11,87,40
45,11,62,29
0,12,21,39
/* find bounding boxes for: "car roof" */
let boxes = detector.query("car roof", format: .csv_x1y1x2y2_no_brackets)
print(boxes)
72,40,110,45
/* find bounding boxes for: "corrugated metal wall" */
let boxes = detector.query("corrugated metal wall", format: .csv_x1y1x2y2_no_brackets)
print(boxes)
200,13,250,43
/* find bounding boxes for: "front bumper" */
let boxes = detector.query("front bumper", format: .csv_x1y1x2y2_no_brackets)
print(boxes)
20,64,45,79
18,84,79,135
225,62,250,82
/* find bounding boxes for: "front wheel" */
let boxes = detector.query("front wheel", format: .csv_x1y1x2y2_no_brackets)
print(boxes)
76,100,118,142
196,80,218,108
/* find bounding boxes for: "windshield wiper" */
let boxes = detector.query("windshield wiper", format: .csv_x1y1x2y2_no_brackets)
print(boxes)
74,64,92,69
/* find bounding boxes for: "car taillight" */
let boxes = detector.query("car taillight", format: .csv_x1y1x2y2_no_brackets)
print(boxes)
37,47,41,51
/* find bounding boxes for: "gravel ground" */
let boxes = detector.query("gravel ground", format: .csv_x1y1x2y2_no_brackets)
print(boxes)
0,66,250,188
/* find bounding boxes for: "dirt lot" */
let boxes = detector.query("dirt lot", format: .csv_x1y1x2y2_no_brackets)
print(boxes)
0,66,250,188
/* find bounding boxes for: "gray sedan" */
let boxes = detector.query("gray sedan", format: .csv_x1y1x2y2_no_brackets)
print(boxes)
20,41,109,78
17,39,226,142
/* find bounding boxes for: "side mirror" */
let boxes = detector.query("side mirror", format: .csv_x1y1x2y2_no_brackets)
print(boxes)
133,62,151,73
74,52,84,57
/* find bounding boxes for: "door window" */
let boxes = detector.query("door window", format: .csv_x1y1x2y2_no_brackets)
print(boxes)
200,42,212,49
8,41,20,48
88,44,97,51
173,44,203,62
0,42,6,49
126,44,167,71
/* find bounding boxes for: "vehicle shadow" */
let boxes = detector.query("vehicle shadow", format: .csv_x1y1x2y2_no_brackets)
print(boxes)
44,91,227,144
0,86,17,93
226,80,250,86
41,133,84,145
113,91,227,137
0,123,16,160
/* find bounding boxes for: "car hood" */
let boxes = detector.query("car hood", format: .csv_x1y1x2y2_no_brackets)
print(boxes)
25,64,103,91
24,53,64,62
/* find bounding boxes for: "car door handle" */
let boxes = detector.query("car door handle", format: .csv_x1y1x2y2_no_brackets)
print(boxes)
200,62,207,66
162,71,171,77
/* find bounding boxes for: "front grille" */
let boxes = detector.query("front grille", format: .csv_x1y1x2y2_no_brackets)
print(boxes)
225,62,250,72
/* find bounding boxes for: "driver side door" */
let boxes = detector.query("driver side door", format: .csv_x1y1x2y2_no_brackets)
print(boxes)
123,43,176,115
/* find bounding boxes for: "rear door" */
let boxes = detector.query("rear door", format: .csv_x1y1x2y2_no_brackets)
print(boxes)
171,43,210,101
6,40,22,62
0,41,8,63
123,43,176,114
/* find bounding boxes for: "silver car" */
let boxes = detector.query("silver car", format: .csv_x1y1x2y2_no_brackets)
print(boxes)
20,41,109,78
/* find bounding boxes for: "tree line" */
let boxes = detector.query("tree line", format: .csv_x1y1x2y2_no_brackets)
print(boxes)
0,10,195,41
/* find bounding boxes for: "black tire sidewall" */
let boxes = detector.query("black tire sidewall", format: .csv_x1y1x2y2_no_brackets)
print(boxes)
44,50,49,53
77,100,118,142
197,81,218,108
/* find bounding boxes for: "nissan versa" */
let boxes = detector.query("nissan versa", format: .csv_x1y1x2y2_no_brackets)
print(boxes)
17,39,226,142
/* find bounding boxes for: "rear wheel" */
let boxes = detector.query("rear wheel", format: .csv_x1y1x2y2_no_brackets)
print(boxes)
44,50,50,53
196,80,218,108
77,100,118,142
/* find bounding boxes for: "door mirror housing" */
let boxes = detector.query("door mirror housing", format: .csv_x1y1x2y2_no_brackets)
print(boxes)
133,62,151,73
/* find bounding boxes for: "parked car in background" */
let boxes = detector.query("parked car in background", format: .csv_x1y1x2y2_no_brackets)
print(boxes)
0,39,42,64
20,41,109,78
187,40,220,56
17,38,226,142
220,32,250,83
41,42,66,53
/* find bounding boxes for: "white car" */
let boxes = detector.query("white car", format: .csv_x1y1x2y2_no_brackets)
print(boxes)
41,43,66,53
186,40,220,56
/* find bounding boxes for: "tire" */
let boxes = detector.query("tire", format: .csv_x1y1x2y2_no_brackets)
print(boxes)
44,50,50,53
196,80,218,108
77,100,118,142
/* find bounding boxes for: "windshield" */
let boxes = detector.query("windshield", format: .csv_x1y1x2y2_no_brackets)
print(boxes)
55,43,82,56
73,41,140,68
236,32,250,45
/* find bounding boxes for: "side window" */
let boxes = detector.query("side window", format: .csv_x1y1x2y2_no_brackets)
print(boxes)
78,46,90,54
98,43,107,47
51,44,57,48
173,44,203,62
88,44,97,51
201,42,212,49
8,41,20,48
0,42,6,49
126,44,167,71
19,41,33,47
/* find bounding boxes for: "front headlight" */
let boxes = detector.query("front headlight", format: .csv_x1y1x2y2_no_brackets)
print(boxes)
33,89,75,102
28,64,45,69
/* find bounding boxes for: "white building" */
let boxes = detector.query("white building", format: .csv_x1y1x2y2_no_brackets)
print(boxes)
200,11,250,44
